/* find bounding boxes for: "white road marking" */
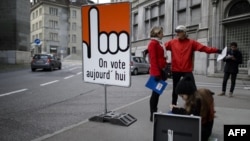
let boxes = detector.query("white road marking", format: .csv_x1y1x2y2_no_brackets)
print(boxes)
0,88,28,97
113,95,151,111
69,67,78,71
40,80,59,86
64,75,75,79
76,72,82,75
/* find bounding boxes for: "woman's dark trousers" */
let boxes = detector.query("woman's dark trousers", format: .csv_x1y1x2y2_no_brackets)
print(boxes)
150,91,160,121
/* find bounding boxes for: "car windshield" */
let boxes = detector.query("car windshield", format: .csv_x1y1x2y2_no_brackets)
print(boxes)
133,57,140,63
34,55,49,59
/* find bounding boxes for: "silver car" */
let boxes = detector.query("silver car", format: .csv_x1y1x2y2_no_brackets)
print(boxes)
130,56,150,75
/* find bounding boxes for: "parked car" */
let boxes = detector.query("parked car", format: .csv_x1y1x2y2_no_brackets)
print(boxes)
130,56,150,75
31,54,62,72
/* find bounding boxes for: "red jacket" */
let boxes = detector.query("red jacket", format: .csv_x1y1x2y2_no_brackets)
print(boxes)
164,38,219,72
148,39,167,77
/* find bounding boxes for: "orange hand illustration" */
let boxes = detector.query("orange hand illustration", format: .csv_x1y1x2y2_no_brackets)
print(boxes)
83,7,129,59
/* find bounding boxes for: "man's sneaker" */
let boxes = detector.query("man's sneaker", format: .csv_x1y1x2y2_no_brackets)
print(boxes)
218,92,225,96
229,92,233,98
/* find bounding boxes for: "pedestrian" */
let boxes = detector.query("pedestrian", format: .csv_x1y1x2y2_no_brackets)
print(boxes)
218,42,243,97
170,76,215,141
164,25,222,105
147,26,168,122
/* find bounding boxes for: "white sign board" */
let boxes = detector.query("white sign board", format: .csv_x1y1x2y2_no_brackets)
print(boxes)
82,2,131,87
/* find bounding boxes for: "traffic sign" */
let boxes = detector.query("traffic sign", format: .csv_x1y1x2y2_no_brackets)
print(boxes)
82,2,131,87
34,39,40,45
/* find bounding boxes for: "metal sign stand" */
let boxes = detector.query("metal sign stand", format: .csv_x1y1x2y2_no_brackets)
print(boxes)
89,84,137,126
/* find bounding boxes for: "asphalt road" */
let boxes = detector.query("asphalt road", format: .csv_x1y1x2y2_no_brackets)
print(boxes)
1,60,250,141
0,61,152,141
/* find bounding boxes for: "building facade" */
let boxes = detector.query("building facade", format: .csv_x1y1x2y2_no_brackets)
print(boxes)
30,0,87,59
0,0,30,64
129,0,250,76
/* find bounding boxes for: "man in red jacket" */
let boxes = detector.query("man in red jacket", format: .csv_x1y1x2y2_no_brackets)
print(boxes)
164,25,222,105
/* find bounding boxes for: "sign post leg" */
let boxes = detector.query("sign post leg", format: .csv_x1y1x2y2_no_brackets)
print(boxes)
89,84,137,126
104,84,107,114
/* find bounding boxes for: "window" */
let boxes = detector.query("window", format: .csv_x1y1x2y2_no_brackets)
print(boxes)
178,0,187,9
159,1,165,26
32,12,35,19
36,22,38,30
133,25,138,41
151,5,158,18
159,16,165,27
39,33,42,39
49,33,58,41
39,20,42,28
191,0,201,5
32,24,35,31
191,6,201,25
72,47,76,54
50,46,58,54
72,10,77,18
32,35,35,42
72,22,76,30
177,10,186,25
39,8,42,15
226,1,250,69
176,0,201,26
145,21,150,36
72,34,76,43
151,18,158,27
228,1,250,17
36,10,38,17
49,7,58,16
144,1,165,38
145,8,150,20
159,2,165,16
134,13,138,24
132,12,138,41
226,22,250,68
49,20,58,29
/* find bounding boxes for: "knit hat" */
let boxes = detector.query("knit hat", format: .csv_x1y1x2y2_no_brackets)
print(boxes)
175,76,197,95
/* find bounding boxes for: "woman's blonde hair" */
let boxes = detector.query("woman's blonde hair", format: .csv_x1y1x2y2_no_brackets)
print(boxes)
150,26,163,37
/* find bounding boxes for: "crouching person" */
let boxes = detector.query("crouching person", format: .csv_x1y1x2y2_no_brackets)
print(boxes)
170,76,215,141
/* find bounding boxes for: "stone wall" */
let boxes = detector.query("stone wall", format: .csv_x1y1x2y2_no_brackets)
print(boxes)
0,51,31,64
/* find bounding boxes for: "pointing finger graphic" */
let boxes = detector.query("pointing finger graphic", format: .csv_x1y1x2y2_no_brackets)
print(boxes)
83,7,130,59
90,7,98,58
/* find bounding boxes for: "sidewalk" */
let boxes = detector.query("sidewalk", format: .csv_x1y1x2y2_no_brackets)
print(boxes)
32,75,250,141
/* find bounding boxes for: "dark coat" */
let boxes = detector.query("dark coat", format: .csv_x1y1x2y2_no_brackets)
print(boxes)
223,49,243,74
172,89,215,141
